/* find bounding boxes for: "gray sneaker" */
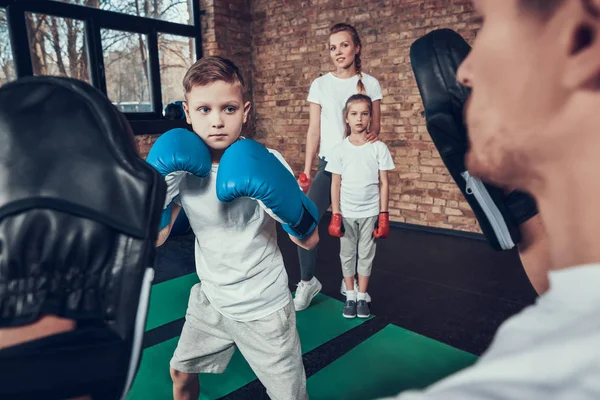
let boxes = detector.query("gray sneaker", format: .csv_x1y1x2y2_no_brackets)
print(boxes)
356,300,370,318
342,299,357,318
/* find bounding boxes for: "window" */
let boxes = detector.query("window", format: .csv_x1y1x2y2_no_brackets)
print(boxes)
158,33,195,106
0,0,202,134
102,29,151,112
52,0,193,25
26,13,91,83
0,7,16,85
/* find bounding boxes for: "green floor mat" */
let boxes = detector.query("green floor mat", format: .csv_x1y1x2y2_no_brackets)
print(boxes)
145,273,199,331
295,292,374,353
128,293,372,400
306,324,478,400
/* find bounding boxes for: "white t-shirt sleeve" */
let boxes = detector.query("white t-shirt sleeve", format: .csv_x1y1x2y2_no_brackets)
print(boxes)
267,148,295,177
307,77,321,105
324,145,343,175
259,148,298,223
367,76,383,102
377,142,395,171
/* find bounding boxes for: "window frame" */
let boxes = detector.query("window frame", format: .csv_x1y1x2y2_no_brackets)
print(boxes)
0,0,202,134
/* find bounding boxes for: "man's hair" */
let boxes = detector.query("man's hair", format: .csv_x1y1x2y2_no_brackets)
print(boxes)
518,0,566,19
183,56,245,96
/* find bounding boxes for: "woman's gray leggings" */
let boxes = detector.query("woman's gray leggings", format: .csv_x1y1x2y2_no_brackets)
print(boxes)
298,158,332,281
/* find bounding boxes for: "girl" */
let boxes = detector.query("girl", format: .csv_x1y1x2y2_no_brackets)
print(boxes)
325,94,395,318
294,22,384,311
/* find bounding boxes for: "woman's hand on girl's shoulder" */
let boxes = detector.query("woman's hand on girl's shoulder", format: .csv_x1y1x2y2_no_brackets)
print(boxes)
365,130,380,143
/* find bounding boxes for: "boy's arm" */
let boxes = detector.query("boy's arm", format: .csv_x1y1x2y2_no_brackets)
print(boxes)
288,228,319,250
217,140,320,250
331,173,342,214
156,203,181,247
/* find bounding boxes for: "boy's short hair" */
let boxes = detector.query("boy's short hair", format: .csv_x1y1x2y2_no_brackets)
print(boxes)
183,56,245,97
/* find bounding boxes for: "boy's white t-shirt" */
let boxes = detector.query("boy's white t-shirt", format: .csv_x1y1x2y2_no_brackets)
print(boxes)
174,148,294,322
381,264,600,400
307,72,383,161
325,138,395,218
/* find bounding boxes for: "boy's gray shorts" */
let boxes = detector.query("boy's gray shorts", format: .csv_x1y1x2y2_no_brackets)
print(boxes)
170,283,308,400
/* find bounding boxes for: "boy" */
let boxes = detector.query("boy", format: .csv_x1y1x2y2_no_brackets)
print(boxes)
148,56,317,400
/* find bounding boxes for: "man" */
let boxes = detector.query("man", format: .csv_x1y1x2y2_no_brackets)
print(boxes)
385,0,600,398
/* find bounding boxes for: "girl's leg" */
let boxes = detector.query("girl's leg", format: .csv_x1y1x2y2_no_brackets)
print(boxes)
340,217,359,318
356,216,378,317
357,274,370,296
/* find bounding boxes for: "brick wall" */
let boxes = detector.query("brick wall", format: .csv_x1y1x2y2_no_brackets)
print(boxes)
250,0,482,233
201,0,255,136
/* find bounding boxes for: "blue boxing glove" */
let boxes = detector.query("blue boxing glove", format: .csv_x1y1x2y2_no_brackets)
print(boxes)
146,128,212,229
216,138,318,239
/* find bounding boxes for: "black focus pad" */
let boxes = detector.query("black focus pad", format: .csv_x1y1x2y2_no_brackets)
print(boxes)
0,76,166,326
410,29,538,251
410,28,471,125
0,76,162,239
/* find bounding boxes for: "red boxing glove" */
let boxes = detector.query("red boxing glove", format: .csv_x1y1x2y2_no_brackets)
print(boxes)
373,212,390,239
298,173,311,194
328,213,344,237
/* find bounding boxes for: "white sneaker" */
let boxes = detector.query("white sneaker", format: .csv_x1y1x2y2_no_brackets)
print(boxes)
293,277,322,311
340,278,371,303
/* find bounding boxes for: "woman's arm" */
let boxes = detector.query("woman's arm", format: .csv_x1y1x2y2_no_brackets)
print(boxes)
304,102,322,176
371,100,381,135
366,100,381,142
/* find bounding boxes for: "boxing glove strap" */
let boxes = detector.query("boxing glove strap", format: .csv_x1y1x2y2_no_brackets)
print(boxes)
288,205,316,237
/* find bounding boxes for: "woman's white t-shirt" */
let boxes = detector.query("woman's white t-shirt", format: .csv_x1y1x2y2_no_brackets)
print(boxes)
307,72,383,161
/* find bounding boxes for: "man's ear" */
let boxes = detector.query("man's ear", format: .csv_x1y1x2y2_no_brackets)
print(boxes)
243,101,252,123
183,100,192,125
563,0,600,88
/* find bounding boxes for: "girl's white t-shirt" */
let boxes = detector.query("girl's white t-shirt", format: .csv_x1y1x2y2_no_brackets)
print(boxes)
307,72,383,161
325,137,395,218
